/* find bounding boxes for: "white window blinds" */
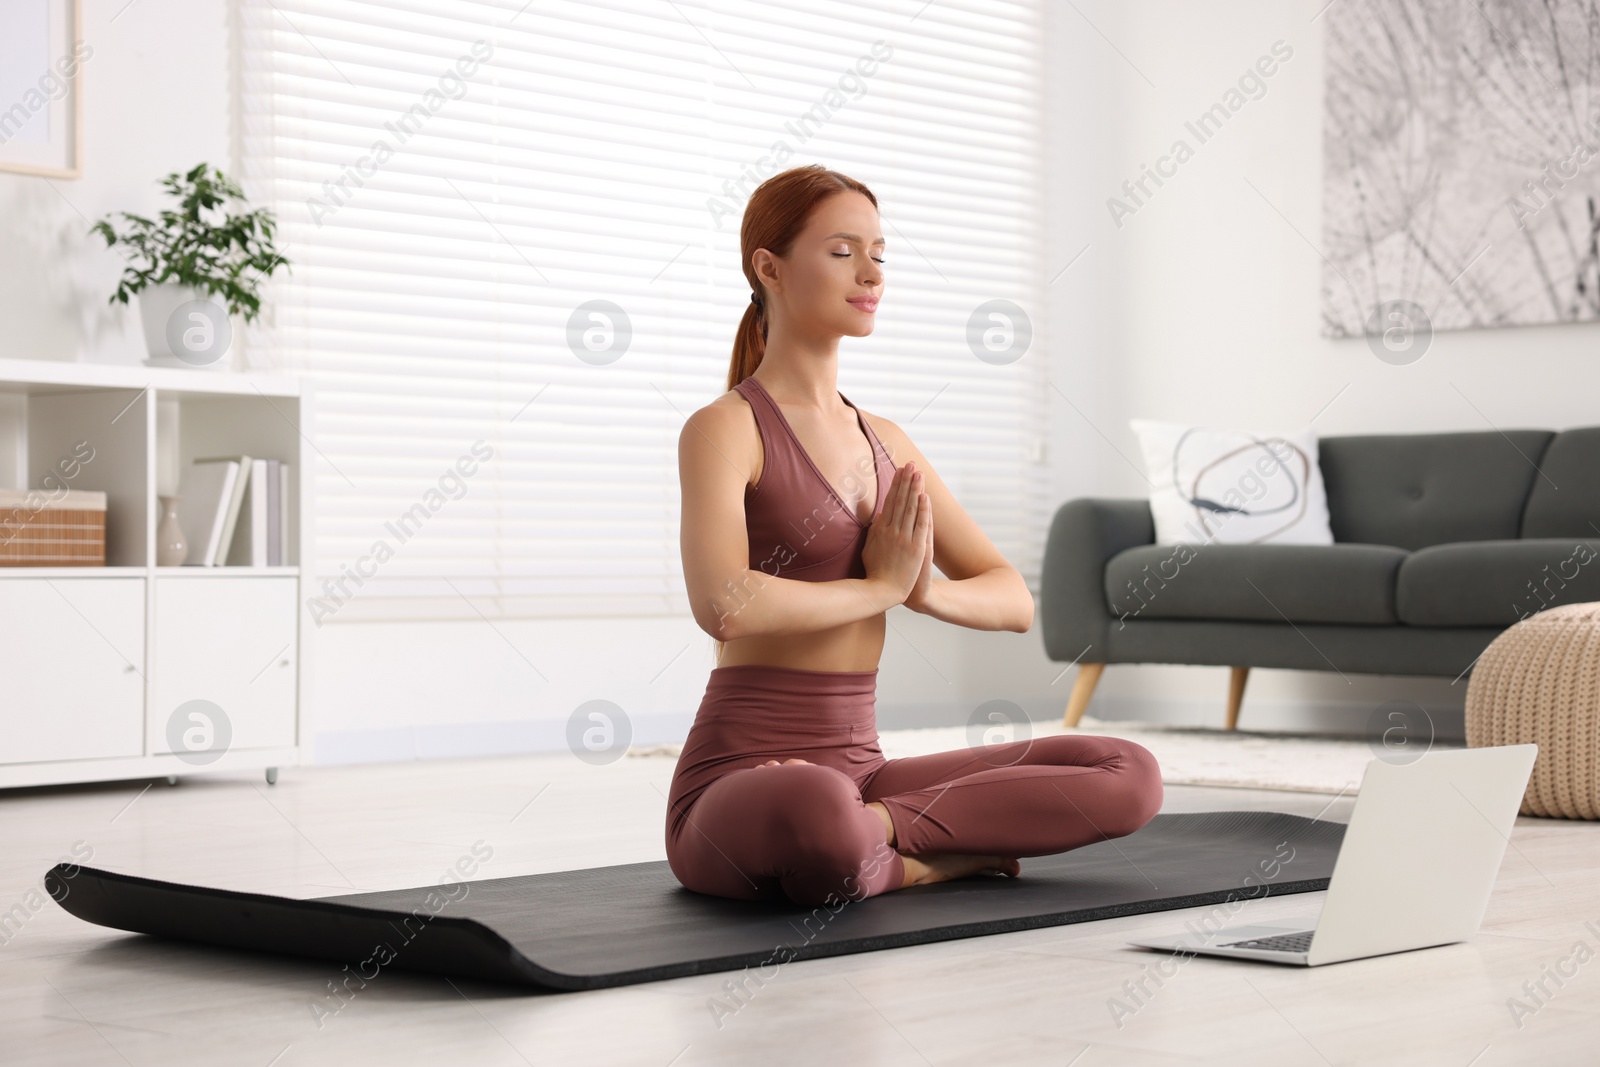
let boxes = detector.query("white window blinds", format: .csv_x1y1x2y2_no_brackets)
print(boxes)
241,0,1047,622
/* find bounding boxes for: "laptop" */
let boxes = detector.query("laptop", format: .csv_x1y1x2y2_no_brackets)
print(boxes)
1127,743,1538,966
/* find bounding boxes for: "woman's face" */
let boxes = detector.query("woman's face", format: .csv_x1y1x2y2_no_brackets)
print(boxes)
755,190,884,338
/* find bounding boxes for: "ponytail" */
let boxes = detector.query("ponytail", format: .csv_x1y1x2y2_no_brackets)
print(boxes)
727,297,767,392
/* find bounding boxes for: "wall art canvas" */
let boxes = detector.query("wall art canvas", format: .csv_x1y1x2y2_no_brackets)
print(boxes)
1322,0,1600,336
0,0,85,178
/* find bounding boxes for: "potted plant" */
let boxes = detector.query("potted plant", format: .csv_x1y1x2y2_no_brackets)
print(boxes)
91,163,290,370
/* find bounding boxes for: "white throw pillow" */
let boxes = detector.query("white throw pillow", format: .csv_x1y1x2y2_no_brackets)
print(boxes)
1129,418,1334,545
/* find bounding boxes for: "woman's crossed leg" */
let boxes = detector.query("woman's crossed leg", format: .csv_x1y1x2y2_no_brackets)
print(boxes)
666,759,907,906
665,735,1162,908
860,733,1164,862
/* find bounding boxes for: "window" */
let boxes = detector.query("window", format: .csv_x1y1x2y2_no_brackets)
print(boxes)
242,0,1047,622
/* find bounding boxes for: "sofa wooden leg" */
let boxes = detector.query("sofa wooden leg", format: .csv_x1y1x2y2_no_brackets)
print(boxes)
1063,663,1106,728
1226,666,1249,730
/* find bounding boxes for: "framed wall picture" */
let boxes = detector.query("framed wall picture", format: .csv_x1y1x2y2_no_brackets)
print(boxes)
0,0,86,178
1323,0,1600,333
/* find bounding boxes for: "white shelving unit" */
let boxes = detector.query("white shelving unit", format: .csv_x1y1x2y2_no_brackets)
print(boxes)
0,358,312,789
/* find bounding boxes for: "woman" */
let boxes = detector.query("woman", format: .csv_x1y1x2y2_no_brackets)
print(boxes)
668,164,1163,908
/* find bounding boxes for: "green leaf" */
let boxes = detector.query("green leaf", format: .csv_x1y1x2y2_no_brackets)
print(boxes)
88,161,290,315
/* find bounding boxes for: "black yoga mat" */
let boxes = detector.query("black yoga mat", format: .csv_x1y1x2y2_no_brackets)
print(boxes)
47,810,1342,992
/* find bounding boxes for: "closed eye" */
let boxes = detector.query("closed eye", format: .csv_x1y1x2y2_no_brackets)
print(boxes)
833,252,886,264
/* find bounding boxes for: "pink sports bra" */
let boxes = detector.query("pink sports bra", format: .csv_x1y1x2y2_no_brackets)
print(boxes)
733,375,894,582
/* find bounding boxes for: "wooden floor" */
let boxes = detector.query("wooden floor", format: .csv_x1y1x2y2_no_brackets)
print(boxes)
3,750,1597,1066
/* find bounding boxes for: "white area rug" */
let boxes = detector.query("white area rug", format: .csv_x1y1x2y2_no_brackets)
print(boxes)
630,715,1465,796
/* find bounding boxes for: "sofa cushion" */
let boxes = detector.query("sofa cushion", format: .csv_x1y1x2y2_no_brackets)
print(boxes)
1521,427,1600,539
1104,543,1408,625
1396,539,1600,627
1128,417,1333,545
1318,430,1554,550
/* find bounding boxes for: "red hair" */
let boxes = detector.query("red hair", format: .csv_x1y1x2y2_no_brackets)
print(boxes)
727,164,879,392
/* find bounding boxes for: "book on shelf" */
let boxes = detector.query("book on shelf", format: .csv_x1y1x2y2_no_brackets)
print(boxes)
270,459,290,567
212,455,251,566
181,457,292,566
221,458,269,566
175,460,239,566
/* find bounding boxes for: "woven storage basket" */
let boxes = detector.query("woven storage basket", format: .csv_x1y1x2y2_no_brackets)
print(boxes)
0,488,107,566
1465,601,1600,819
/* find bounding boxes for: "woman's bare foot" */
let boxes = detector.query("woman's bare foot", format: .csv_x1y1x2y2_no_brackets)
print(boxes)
899,852,1020,888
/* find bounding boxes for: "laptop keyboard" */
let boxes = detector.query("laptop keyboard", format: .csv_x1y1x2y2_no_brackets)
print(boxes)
1220,930,1314,953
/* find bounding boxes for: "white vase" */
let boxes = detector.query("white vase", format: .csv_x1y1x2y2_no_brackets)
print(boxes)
138,283,236,371
156,495,189,566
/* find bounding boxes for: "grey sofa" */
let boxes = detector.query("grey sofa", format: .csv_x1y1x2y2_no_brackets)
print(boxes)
1040,426,1600,729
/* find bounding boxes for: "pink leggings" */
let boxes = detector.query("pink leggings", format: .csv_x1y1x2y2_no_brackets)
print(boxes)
664,664,1164,907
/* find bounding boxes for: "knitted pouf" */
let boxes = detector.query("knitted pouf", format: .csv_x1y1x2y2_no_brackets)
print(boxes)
1465,601,1600,819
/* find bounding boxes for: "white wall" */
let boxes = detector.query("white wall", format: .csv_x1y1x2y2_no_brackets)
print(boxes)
0,0,232,369
9,0,1588,763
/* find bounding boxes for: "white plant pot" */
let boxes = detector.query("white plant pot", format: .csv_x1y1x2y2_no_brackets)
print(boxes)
138,283,237,371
